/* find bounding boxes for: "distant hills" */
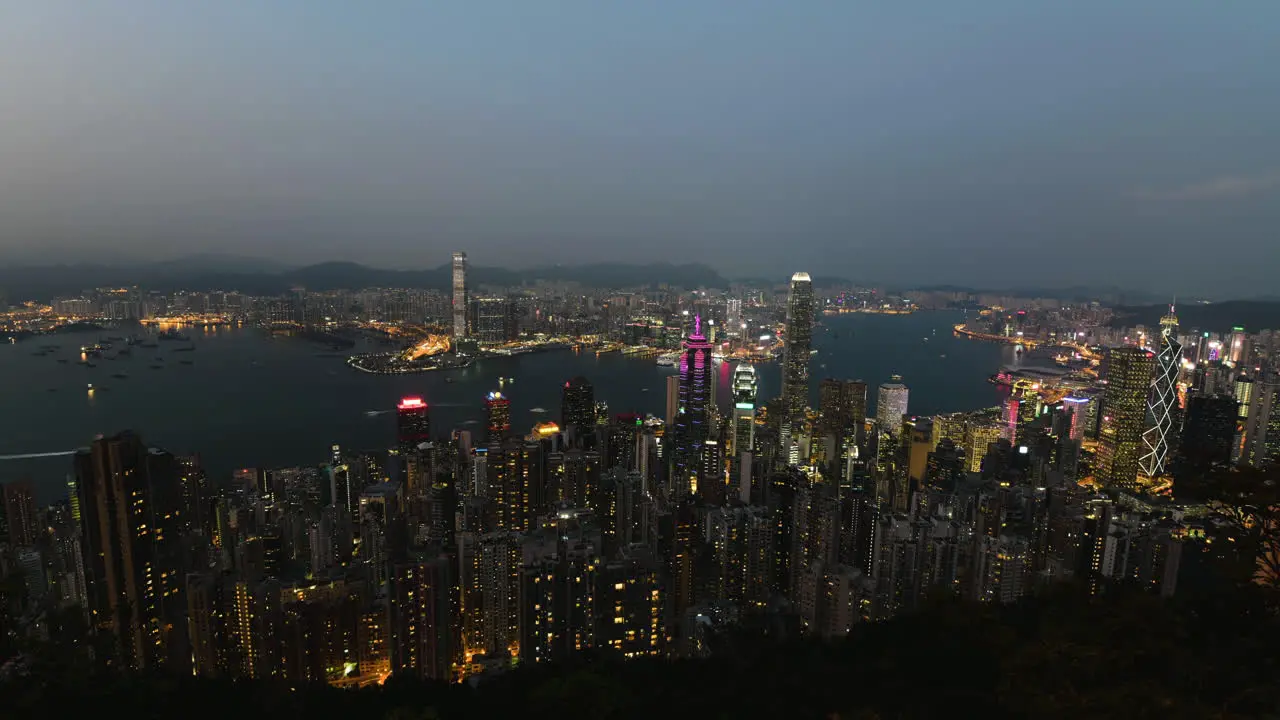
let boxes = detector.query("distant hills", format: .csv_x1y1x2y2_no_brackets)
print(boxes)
0,258,729,301
1110,301,1280,332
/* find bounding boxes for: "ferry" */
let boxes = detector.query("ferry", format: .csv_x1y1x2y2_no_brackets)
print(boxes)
656,352,681,367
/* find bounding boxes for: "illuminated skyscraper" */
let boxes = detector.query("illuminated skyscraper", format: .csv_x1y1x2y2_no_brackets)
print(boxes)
452,251,468,339
1097,347,1156,492
75,431,189,671
1244,375,1280,467
672,315,713,498
485,391,511,443
877,378,909,439
561,376,596,429
396,396,431,454
1229,326,1247,365
732,363,758,456
1140,306,1182,478
781,272,814,418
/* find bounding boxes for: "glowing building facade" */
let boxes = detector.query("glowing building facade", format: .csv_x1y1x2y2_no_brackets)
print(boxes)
1097,347,1156,492
877,378,909,439
732,363,758,456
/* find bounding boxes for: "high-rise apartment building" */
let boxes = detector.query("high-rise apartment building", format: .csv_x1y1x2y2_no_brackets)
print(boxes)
781,272,814,418
1097,347,1156,491
2,479,38,547
452,251,468,339
75,431,189,671
1139,307,1182,478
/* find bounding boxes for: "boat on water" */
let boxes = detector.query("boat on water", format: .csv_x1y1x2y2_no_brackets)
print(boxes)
530,407,547,413
655,351,681,367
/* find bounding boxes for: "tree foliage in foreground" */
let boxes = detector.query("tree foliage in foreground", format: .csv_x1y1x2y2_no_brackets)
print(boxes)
2,587,1276,720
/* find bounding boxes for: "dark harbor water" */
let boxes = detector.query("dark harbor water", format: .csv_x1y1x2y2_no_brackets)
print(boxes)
1,310,1014,503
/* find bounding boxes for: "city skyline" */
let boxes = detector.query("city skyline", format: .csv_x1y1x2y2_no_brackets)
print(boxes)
2,4,1280,295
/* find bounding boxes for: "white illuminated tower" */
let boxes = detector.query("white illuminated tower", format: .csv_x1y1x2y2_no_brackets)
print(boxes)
781,272,814,418
1140,305,1182,478
732,363,758,455
452,251,468,340
877,377,909,439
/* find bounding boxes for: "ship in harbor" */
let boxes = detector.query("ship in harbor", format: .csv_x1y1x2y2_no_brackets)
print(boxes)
655,351,681,367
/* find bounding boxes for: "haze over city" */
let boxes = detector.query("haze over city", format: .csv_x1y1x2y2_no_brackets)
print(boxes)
2,2,1279,295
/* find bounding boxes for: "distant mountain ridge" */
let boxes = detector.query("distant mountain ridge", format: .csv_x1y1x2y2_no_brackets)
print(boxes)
0,259,728,301
1110,301,1280,333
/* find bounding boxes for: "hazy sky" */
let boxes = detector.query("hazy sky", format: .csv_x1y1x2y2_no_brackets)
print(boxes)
2,2,1279,295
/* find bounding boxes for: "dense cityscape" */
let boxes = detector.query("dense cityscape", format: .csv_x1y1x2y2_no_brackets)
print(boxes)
0,249,1277,717
4,3,1280,714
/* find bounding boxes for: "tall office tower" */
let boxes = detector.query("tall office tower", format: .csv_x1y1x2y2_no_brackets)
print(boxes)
781,272,814,418
665,375,680,428
732,363,758,456
672,315,714,498
2,479,38,546
877,377,910,439
1229,326,1247,365
964,421,1003,473
561,376,596,429
75,431,188,671
1140,307,1183,478
1097,347,1156,492
1180,394,1238,470
1234,375,1255,461
452,251,469,339
485,390,511,443
725,297,744,337
1244,375,1280,467
396,396,431,454
818,379,867,471
469,296,517,343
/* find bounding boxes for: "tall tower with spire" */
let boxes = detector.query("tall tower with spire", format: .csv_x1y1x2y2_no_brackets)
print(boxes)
672,314,713,499
781,272,814,418
1140,303,1182,478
